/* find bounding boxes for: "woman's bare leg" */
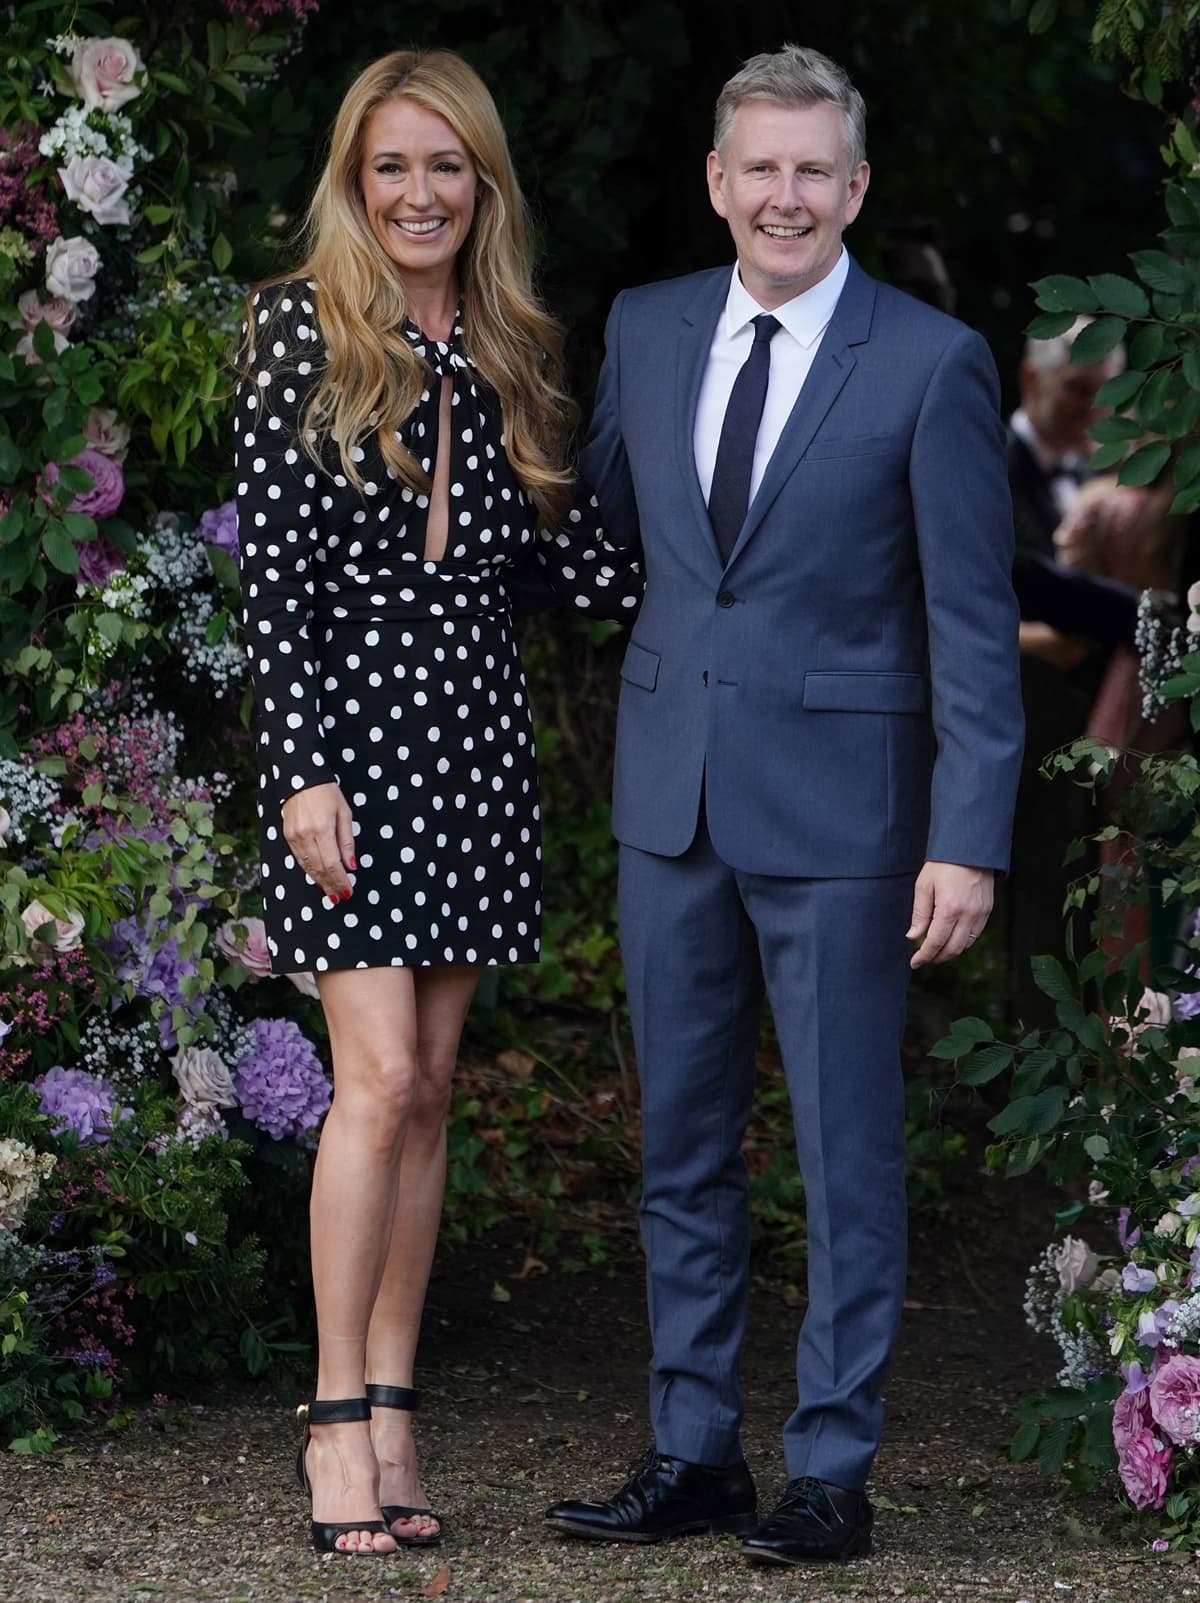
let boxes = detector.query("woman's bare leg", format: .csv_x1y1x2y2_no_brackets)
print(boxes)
366,964,479,1538
304,965,422,1554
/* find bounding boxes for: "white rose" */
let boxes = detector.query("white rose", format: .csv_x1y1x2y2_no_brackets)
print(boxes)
171,1045,237,1109
84,408,131,461
1054,1235,1099,1295
45,235,100,303
0,1138,55,1230
0,806,9,847
1157,1211,1184,1239
59,155,131,228
70,37,144,114
21,898,85,952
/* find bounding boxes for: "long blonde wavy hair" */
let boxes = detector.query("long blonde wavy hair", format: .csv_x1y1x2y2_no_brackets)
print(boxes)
250,50,573,527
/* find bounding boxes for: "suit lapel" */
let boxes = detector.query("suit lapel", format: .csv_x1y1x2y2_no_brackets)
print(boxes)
726,258,878,567
675,269,731,560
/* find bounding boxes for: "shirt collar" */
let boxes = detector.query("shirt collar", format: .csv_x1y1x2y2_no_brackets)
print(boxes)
723,248,850,348
1010,407,1085,476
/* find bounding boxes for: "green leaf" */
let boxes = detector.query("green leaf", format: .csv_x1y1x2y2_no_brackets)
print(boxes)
1083,1133,1110,1162
1068,316,1127,366
1083,441,1130,473
1087,274,1149,319
1032,275,1098,314
1174,442,1200,491
1119,441,1171,488
1026,310,1077,341
42,527,78,575
1089,416,1142,444
1095,370,1145,409
1184,350,1200,392
1129,324,1165,368
1031,954,1075,1006
0,433,20,484
1011,1420,1040,1462
959,1044,1014,1085
1131,249,1192,297
212,232,232,272
989,1086,1068,1138
1027,0,1058,34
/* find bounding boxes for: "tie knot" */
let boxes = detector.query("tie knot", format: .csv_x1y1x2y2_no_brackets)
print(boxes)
752,313,780,344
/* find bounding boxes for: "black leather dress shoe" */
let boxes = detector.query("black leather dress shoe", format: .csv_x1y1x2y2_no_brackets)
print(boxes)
741,1477,872,1564
544,1450,757,1543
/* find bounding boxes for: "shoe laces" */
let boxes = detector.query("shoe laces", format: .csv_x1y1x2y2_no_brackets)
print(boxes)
780,1477,842,1526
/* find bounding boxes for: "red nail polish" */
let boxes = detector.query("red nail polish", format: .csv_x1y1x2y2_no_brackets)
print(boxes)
347,856,357,871
341,888,352,901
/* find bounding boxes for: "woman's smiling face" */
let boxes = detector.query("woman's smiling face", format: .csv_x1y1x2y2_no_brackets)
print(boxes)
359,97,480,287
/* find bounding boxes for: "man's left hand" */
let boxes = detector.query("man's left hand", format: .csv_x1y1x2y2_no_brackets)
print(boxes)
907,861,994,969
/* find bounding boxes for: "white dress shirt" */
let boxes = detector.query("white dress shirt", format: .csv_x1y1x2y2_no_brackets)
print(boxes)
1009,407,1086,518
694,249,851,507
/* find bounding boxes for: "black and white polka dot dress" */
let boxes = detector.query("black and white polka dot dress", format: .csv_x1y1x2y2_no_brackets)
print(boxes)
234,279,641,975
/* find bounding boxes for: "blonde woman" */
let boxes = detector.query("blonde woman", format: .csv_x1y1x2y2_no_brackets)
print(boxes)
234,49,640,1556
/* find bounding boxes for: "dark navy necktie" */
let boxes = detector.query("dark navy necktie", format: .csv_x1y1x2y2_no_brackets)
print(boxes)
707,313,780,564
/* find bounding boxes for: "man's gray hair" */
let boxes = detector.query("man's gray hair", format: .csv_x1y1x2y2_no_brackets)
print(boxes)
713,44,867,172
1023,317,1126,376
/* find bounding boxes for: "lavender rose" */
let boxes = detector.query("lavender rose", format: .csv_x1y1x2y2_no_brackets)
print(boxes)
46,450,125,521
216,916,273,979
45,235,100,303
84,408,130,462
70,37,145,114
21,898,84,952
35,1065,127,1146
1117,1429,1172,1511
59,156,131,228
1150,1354,1200,1445
75,533,127,589
172,1045,237,1110
1054,1236,1098,1296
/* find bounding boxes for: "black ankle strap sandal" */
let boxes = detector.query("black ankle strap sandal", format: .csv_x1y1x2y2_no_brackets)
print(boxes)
296,1396,393,1555
365,1383,443,1546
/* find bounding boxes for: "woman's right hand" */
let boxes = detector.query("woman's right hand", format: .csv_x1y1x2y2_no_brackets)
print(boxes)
281,783,356,904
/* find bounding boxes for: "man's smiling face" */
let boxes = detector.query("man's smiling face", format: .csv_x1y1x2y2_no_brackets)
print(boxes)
706,98,869,310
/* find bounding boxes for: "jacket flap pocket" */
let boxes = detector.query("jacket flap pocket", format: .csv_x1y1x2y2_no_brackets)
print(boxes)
802,671,929,714
621,641,661,692
803,433,903,461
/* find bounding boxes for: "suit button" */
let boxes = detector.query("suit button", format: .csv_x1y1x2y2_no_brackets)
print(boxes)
716,591,735,608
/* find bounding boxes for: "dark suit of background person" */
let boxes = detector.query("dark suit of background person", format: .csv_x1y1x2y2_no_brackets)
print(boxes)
1004,327,1129,1026
544,46,1023,1569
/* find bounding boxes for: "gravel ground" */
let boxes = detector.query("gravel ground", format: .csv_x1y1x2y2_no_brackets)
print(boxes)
0,1178,1192,1603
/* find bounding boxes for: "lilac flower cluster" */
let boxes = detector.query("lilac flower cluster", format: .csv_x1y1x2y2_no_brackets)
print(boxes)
232,1018,330,1140
0,125,60,253
225,0,319,32
35,1066,128,1146
196,500,238,559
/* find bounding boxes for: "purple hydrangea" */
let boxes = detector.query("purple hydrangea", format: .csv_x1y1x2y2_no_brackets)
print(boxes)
196,500,238,559
35,1065,127,1146
76,533,128,589
1173,980,1200,1021
107,917,205,1048
232,1018,330,1140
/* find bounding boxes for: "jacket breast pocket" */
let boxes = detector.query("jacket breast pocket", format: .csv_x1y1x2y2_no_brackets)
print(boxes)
621,640,660,692
802,671,929,714
803,433,904,461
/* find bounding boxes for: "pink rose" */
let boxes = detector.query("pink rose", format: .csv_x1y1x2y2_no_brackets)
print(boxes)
15,331,67,366
1137,989,1173,1028
1054,1236,1099,1296
45,235,100,302
216,916,273,979
84,408,130,462
21,899,85,952
1113,1384,1153,1453
1117,1430,1172,1511
70,37,144,114
45,450,125,520
13,290,76,338
58,155,131,228
1149,1353,1200,1445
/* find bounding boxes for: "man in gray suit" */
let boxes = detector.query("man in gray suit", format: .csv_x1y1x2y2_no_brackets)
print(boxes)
545,45,1022,1565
